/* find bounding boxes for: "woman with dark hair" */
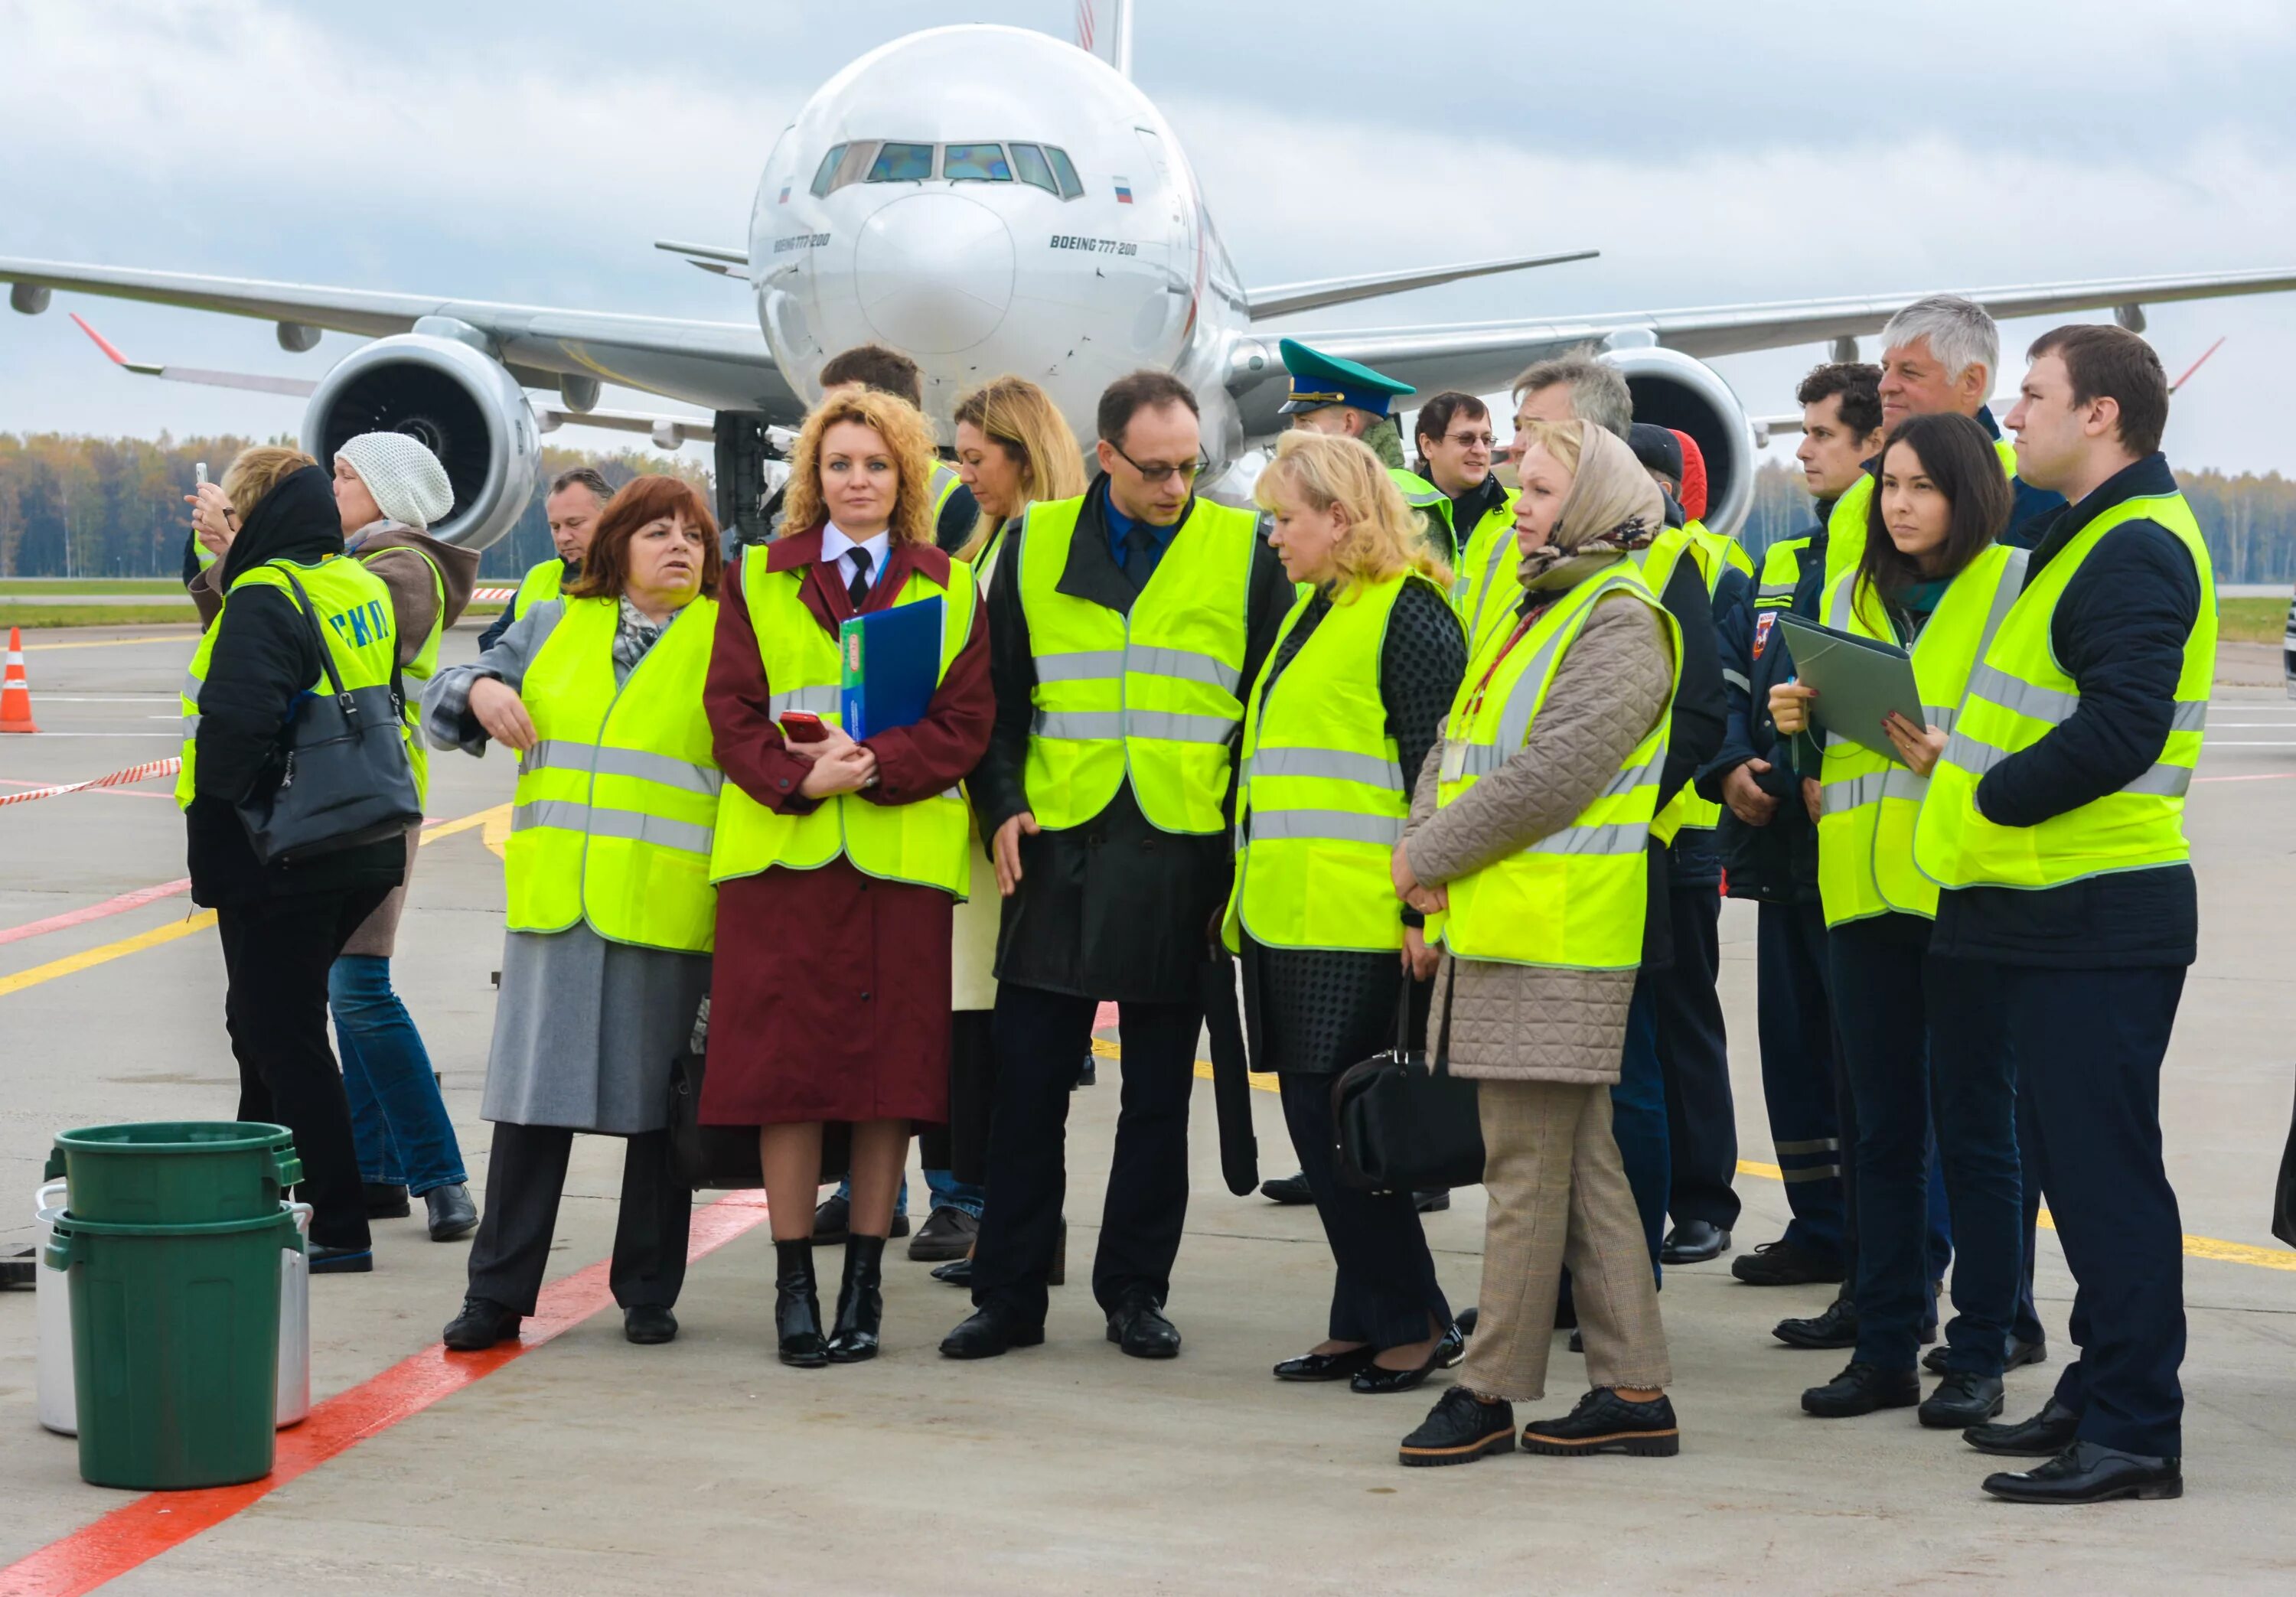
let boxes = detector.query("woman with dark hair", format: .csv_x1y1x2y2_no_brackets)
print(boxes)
422,474,724,1351
1770,411,2030,1429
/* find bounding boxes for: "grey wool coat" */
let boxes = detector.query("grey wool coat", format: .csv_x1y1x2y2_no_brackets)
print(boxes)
1401,573,1676,1086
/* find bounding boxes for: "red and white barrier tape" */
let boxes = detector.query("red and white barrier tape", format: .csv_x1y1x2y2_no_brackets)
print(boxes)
472,586,517,603
0,755,181,807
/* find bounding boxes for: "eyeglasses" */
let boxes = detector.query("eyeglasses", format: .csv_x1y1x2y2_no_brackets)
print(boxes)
1110,441,1208,487
1443,432,1497,448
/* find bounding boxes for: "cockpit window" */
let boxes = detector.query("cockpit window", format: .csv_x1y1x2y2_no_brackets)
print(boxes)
1045,146,1085,200
943,143,1013,182
809,144,849,198
866,142,934,183
1010,143,1057,194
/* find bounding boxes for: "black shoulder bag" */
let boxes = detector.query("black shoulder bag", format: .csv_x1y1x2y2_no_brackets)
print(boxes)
233,565,422,865
1332,959,1484,1194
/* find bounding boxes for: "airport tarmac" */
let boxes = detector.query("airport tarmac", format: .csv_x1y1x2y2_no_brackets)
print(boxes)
3,622,2294,1594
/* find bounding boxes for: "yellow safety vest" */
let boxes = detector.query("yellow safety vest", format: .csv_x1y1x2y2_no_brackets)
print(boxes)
1828,437,2017,589
1915,492,2217,891
1222,570,1456,953
505,595,722,953
1755,536,1810,613
1436,562,1682,969
1635,526,1716,845
1017,493,1260,834
929,462,965,529
709,546,977,895
1814,545,2027,926
357,544,446,805
1686,519,1753,585
1388,468,1450,559
1451,488,1525,657
512,557,566,615
178,555,399,809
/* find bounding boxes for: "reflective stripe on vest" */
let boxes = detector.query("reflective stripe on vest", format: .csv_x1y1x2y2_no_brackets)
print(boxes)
177,555,400,810
1222,571,1455,954
504,595,721,952
708,545,976,894
1828,438,2017,591
1436,562,1682,970
1755,536,1809,611
1018,494,1259,834
1814,545,2027,926
1913,492,2217,891
1448,487,1524,653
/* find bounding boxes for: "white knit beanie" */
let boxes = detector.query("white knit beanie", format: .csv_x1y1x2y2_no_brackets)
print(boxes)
335,432,454,530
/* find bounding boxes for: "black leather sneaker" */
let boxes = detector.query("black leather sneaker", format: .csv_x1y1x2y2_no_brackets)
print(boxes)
442,1296,521,1351
1773,1296,1857,1350
1398,1387,1516,1468
1259,1172,1313,1205
1520,1388,1681,1457
1801,1361,1921,1418
1730,1240,1846,1287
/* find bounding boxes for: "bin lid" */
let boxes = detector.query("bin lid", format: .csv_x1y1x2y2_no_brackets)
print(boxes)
52,1122,295,1155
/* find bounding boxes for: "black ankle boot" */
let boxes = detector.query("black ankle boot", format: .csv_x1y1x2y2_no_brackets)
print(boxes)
827,1234,885,1364
775,1239,828,1368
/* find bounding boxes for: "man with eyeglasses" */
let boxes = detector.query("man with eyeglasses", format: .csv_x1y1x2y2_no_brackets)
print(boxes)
1408,391,1513,576
944,370,1292,1361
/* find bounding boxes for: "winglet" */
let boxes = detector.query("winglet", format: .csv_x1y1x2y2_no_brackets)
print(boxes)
2170,336,2226,394
70,311,133,367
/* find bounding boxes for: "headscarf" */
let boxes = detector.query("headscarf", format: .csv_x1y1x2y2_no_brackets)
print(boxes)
1518,421,1667,592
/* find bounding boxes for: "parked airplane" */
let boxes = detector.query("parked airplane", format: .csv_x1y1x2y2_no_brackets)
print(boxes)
8,5,2295,547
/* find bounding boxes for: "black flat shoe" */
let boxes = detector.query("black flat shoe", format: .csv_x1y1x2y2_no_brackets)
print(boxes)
826,1234,885,1363
624,1303,677,1345
1521,1387,1681,1457
364,1182,410,1219
931,1254,974,1287
1919,1370,2005,1429
940,1305,1045,1360
1274,1345,1375,1383
309,1244,373,1275
1106,1289,1182,1359
1398,1386,1515,1468
1802,1361,1921,1418
1928,1334,2047,1375
443,1296,520,1351
1982,1441,2181,1504
1965,1398,2082,1457
1661,1221,1730,1265
775,1238,829,1368
1773,1296,1857,1350
1351,1325,1463,1395
1730,1240,1845,1287
424,1182,478,1242
1260,1172,1313,1205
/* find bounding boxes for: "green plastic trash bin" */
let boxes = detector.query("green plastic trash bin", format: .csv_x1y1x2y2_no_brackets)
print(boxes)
44,1206,303,1489
45,1122,301,1226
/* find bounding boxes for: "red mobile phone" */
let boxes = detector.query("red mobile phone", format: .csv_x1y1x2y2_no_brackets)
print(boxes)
780,711,828,744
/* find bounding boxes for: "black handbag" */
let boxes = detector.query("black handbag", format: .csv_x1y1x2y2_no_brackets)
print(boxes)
1332,961,1484,1194
668,999,765,1190
233,565,422,865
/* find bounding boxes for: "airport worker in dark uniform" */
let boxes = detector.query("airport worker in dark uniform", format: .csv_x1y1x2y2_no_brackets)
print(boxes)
941,370,1293,1361
1927,325,2214,1505
478,468,611,652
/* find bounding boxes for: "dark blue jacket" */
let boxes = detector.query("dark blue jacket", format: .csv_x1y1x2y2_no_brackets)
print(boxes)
1975,404,2068,548
1930,452,2202,967
1666,559,1753,893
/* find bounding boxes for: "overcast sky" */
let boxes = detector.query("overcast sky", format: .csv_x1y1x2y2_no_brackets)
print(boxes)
4,0,2294,474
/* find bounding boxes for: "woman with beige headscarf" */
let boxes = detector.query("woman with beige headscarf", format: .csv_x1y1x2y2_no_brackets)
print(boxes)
1388,418,1686,1469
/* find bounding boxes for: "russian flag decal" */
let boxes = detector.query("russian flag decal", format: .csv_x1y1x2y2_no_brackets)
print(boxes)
778,185,791,204
1114,178,1133,204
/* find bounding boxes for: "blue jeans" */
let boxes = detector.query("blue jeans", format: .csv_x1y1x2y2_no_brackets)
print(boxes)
835,1168,986,1219
330,955,466,1195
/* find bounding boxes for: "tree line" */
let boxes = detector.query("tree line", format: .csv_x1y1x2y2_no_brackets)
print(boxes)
5,432,2296,584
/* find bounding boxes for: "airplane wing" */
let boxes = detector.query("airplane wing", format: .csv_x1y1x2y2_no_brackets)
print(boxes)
1238,266,2296,431
1,255,801,422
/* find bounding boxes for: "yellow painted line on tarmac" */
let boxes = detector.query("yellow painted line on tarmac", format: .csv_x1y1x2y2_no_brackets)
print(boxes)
21,633,196,651
0,802,510,1001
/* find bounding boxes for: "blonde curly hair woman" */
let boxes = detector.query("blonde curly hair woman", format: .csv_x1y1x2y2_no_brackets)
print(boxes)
1226,429,1470,1395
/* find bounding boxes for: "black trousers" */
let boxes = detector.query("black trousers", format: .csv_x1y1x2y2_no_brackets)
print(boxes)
972,983,1197,1326
465,1121,693,1315
943,1009,998,1187
1938,960,2189,1457
1658,883,1738,1230
218,885,391,1250
1753,901,1847,1266
1279,1071,1451,1349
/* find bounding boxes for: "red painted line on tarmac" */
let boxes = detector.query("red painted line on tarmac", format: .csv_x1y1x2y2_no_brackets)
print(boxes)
2193,771,2296,783
0,880,192,947
0,1191,772,1597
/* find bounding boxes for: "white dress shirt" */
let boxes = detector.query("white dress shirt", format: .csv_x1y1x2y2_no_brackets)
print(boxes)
819,521,890,597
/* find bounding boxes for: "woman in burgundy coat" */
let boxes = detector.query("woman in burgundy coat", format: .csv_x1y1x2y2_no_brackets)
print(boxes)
703,386,994,1367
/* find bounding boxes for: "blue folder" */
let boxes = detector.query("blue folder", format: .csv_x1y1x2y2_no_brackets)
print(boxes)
839,597,943,741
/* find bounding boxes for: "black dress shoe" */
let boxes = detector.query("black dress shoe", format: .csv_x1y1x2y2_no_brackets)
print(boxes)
940,1304,1044,1359
1919,1370,2005,1428
809,1194,909,1245
908,1206,978,1263
443,1296,521,1351
931,1254,974,1287
1773,1296,1857,1350
1413,1189,1450,1214
1456,1306,1479,1337
1352,1324,1464,1394
1521,1387,1681,1457
1661,1221,1730,1265
1802,1361,1921,1418
1567,1330,1583,1354
1982,1440,2182,1504
623,1303,677,1344
1260,1172,1313,1205
364,1181,410,1219
775,1238,829,1368
1107,1290,1182,1359
1965,1397,2082,1457
826,1234,885,1363
1274,1344,1375,1383
308,1244,373,1275
1398,1386,1516,1468
1731,1240,1845,1287
424,1182,478,1242
1928,1334,2047,1375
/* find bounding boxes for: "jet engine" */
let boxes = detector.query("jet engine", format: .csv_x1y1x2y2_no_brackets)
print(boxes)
301,331,540,550
1598,345,1756,538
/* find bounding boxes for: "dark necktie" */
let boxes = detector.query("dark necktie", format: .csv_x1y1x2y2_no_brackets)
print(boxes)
1124,523,1162,588
845,545,873,611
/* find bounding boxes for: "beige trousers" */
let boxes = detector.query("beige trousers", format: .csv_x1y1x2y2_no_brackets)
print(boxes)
1456,1078,1671,1403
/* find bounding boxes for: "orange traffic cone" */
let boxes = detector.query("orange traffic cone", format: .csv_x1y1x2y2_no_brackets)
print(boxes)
2,626,39,733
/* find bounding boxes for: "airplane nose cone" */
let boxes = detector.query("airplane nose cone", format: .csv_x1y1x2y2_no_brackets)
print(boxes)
853,193,1014,354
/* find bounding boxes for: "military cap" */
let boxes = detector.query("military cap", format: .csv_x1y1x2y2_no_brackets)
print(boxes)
1277,337,1417,418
